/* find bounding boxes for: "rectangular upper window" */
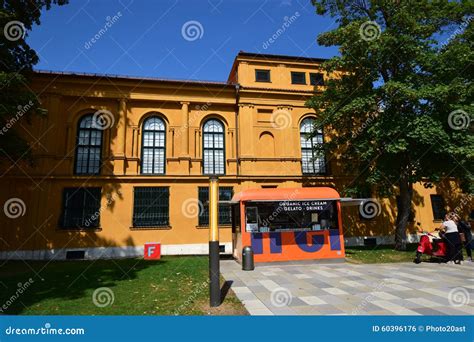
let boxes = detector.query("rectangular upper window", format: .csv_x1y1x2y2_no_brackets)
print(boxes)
60,187,101,229
291,72,306,85
198,187,233,226
133,187,169,227
430,195,446,221
310,73,325,86
255,69,271,82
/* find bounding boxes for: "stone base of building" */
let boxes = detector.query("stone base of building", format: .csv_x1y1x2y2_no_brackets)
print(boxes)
0,234,419,260
0,242,233,261
344,233,419,246
0,234,422,261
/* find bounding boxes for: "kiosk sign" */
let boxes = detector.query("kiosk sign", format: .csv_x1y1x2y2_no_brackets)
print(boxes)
278,200,329,212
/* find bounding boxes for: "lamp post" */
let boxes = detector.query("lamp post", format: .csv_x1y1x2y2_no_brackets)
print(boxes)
209,176,220,307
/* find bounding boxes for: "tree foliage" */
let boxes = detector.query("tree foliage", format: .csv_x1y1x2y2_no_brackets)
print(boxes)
308,0,473,249
0,0,68,160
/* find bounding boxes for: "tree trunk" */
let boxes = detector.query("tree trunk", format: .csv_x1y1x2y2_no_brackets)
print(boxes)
395,176,413,251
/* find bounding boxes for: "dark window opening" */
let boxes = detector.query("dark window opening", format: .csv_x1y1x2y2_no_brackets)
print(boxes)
133,187,169,227
203,119,225,175
310,73,325,86
75,115,103,175
291,72,306,85
141,117,166,174
198,187,233,226
231,204,241,233
66,250,86,260
255,69,271,82
430,195,446,221
60,187,101,229
300,118,326,174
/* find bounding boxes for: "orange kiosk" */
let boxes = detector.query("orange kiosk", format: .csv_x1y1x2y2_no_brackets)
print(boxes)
231,187,345,263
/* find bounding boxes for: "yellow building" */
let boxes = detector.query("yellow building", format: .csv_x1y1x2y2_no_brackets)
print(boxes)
0,52,471,259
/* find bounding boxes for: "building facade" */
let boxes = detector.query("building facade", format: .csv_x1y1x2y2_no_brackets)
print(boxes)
0,52,470,260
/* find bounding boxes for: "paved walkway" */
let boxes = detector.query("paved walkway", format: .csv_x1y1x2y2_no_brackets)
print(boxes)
221,260,474,315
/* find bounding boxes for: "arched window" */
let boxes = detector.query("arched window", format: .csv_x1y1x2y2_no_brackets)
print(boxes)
300,118,326,174
202,119,225,175
141,117,166,174
75,114,103,175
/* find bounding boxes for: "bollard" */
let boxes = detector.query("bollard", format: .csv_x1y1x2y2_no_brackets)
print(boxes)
242,246,255,271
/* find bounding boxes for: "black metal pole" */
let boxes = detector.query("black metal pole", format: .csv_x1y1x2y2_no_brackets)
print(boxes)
209,176,220,307
209,240,220,307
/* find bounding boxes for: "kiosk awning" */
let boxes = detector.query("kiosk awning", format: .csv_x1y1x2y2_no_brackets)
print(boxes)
231,187,341,203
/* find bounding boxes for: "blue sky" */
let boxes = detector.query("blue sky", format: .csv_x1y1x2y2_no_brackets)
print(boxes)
27,0,339,82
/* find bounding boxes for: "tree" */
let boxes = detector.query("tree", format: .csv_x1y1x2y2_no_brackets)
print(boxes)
0,0,68,161
307,0,473,250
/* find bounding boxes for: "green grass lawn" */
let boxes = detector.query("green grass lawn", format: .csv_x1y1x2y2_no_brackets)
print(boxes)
345,244,472,264
345,244,419,263
0,256,247,315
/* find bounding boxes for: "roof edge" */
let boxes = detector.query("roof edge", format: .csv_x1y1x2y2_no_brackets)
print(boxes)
33,70,236,88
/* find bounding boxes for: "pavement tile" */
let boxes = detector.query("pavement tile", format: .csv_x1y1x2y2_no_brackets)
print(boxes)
411,307,449,315
294,273,312,279
405,297,444,308
299,296,327,305
322,287,349,295
371,300,421,315
248,308,274,315
220,260,473,316
258,279,280,291
232,286,252,294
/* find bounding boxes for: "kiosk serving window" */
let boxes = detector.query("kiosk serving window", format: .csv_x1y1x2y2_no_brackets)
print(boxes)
245,200,338,233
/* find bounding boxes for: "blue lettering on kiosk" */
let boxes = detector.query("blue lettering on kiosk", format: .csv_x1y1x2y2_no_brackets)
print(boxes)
251,232,283,254
294,232,325,252
269,232,282,254
251,233,264,254
251,231,336,254
329,229,341,251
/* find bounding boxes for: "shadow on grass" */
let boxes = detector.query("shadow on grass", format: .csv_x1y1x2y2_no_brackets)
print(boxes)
220,280,233,304
0,258,165,315
344,244,420,263
345,244,419,253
